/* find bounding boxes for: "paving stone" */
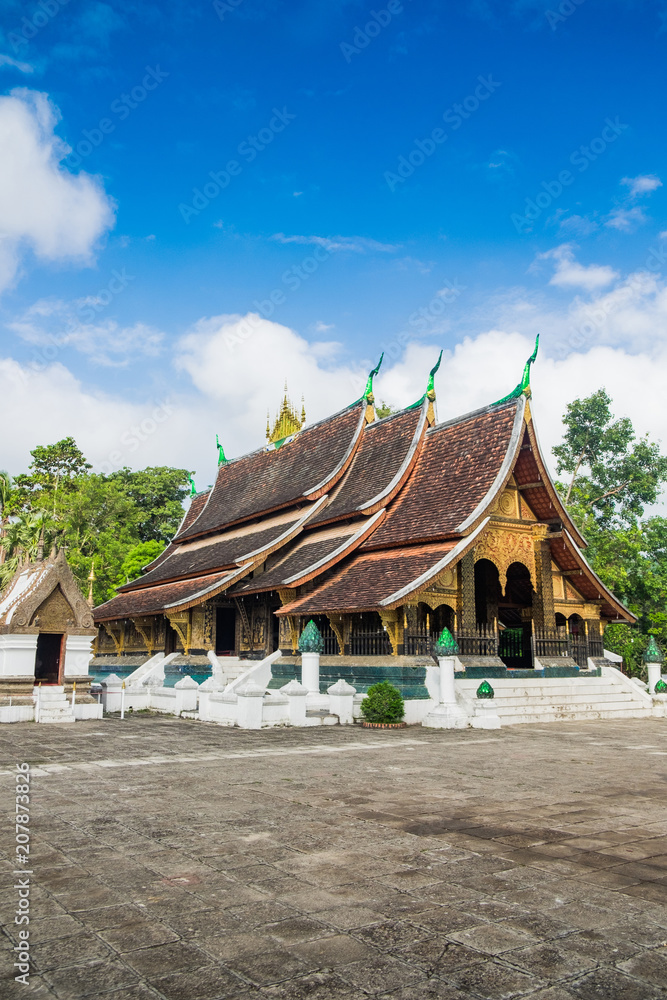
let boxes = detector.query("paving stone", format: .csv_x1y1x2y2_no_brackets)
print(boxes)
148,965,248,999
225,946,315,986
310,905,385,929
449,921,535,955
258,970,367,999
45,958,140,997
121,941,209,977
567,967,666,999
98,918,181,953
265,916,333,944
619,947,667,988
505,942,597,980
289,932,375,968
337,953,424,993
446,958,546,998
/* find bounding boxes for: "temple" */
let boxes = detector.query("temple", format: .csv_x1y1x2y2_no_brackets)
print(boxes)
93,342,635,680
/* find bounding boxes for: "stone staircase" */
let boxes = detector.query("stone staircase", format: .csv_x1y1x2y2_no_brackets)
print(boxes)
216,657,253,685
34,685,75,724
456,669,653,726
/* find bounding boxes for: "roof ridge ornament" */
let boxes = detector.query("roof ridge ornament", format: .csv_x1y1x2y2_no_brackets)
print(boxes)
493,334,539,406
216,434,227,466
363,353,384,405
188,474,197,497
406,350,443,414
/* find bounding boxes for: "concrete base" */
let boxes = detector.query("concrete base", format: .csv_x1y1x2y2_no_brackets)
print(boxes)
422,702,468,729
471,701,502,729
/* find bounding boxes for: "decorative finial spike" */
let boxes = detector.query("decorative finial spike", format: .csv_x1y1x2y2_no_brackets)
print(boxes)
188,474,197,497
426,350,443,401
363,353,384,404
492,334,540,406
216,434,227,466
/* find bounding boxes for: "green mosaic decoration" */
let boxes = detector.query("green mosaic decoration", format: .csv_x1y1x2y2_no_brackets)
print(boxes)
188,474,197,497
362,353,384,404
216,434,227,465
476,680,495,699
654,678,667,695
433,627,459,657
298,619,325,654
493,334,539,406
407,350,444,410
643,635,664,664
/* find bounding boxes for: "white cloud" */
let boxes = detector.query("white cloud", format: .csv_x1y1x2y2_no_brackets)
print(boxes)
0,89,115,294
537,244,618,291
555,214,598,237
621,174,662,199
0,55,33,74
8,298,163,367
270,233,399,254
605,206,647,232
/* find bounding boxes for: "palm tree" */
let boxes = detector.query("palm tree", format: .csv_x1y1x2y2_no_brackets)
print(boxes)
0,511,57,588
0,471,11,566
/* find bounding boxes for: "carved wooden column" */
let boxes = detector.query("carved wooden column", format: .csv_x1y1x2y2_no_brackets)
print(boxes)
459,552,476,631
532,525,556,630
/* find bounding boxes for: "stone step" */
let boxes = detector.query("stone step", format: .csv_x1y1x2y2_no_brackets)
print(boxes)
497,707,652,725
492,698,649,716
479,693,646,709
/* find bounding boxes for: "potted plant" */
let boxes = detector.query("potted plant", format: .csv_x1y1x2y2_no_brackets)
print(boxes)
360,680,406,728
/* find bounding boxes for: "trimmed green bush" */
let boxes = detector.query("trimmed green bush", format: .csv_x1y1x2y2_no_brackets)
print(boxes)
360,680,405,723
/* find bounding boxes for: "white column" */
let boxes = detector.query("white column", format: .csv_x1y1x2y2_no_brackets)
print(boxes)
281,679,308,725
301,652,320,694
236,682,265,729
647,661,662,695
0,634,38,678
173,676,199,715
101,674,123,713
327,679,356,724
422,655,469,729
63,635,94,677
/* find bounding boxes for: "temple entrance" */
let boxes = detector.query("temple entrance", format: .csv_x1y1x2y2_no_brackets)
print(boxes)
215,607,236,655
34,632,63,684
498,562,534,669
164,623,178,655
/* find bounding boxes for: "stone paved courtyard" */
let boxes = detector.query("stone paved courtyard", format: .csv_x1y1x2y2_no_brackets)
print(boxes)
1,717,667,1000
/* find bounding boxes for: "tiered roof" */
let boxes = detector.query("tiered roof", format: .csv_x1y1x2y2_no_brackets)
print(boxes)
94,347,634,625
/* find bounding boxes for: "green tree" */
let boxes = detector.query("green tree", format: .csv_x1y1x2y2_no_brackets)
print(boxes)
0,471,12,565
108,466,190,542
117,540,165,586
375,401,397,419
11,438,92,515
554,389,667,528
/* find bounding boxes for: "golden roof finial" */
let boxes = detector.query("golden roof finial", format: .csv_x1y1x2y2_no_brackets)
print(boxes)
267,383,305,445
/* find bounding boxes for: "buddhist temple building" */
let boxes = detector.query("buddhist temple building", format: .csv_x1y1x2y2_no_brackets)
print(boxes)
93,342,634,678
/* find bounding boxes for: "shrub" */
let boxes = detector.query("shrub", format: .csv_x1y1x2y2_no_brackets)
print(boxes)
360,680,405,723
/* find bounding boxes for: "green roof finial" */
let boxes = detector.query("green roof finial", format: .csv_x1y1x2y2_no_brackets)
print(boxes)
426,350,443,401
363,353,384,404
433,626,459,657
493,334,540,406
298,619,324,653
216,434,227,466
643,635,664,664
477,680,495,699
188,474,197,497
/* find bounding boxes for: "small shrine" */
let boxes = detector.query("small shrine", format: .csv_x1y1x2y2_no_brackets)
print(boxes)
0,549,100,721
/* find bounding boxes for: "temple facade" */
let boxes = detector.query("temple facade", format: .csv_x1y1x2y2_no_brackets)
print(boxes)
93,344,634,675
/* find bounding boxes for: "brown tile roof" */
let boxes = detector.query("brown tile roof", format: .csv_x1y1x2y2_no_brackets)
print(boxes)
172,490,211,543
93,568,244,621
178,403,365,540
231,534,355,595
312,404,426,525
277,543,457,615
549,532,636,622
119,519,301,591
362,400,522,550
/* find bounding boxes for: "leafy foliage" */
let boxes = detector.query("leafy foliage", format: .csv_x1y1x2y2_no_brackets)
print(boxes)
553,389,667,672
0,440,189,603
360,680,405,723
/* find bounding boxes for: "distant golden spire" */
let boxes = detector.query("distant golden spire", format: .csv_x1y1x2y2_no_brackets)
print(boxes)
266,382,306,444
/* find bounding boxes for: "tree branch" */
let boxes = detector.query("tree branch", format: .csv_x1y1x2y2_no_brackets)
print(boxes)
587,479,631,507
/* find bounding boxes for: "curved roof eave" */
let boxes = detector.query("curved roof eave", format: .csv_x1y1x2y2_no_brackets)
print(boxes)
557,530,637,623
455,396,527,535
379,517,490,608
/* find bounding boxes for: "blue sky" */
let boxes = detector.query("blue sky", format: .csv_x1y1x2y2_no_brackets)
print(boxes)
1,0,666,484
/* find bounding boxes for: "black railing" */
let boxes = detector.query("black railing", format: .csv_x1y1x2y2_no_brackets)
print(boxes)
533,627,601,668
404,627,440,656
455,624,498,657
349,628,392,657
